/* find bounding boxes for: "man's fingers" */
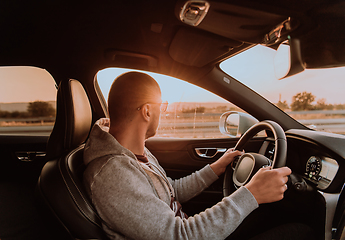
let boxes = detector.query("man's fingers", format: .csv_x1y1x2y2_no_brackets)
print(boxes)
283,175,289,184
247,166,292,204
259,166,272,172
257,166,292,176
277,167,292,177
225,149,244,157
257,166,291,186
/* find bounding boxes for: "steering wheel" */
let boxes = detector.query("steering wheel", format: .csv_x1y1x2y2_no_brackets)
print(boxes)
223,120,287,197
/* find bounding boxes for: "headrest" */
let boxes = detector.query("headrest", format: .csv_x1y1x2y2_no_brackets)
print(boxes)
45,79,92,160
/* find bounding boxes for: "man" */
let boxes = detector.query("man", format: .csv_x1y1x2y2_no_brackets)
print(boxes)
83,71,292,240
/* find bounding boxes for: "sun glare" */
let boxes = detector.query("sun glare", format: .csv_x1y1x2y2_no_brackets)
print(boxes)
97,68,227,104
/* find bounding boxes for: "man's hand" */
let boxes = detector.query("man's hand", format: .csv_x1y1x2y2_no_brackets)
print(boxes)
245,166,291,204
210,148,244,176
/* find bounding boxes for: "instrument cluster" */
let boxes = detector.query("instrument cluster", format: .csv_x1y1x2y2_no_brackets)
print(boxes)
304,156,338,190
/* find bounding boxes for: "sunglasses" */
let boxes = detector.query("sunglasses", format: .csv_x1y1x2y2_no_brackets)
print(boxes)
137,101,168,112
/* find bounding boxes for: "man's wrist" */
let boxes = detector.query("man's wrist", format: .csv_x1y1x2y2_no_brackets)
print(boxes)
210,162,226,176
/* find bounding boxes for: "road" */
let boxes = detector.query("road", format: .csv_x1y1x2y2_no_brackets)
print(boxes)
1,111,345,136
0,125,53,136
1,119,344,137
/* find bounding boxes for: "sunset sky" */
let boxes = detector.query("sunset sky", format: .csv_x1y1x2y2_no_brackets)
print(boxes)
98,45,345,106
1,45,344,106
97,68,229,104
0,66,57,103
221,45,345,105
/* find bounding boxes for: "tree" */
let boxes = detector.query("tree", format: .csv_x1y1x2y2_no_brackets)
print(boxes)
0,110,11,118
0,110,29,118
315,98,334,110
290,92,315,111
27,101,55,117
276,100,289,111
335,104,345,110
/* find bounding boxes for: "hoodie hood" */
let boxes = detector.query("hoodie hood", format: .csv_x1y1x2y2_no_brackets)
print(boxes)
83,118,136,165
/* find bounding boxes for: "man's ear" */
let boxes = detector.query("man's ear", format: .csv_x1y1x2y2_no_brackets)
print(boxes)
140,104,150,121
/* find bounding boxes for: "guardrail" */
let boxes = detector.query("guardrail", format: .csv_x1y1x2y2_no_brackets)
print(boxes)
0,110,344,136
158,110,345,137
287,110,345,134
0,117,55,136
0,116,55,122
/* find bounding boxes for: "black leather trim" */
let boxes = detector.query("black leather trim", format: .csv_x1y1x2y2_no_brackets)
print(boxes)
38,145,108,239
45,79,92,160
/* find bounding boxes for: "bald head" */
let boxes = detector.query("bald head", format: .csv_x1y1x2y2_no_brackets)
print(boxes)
108,71,161,124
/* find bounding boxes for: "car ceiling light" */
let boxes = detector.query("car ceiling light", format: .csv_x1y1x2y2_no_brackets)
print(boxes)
179,1,210,26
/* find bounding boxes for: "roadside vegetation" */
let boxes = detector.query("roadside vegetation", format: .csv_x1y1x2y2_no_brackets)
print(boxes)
276,92,345,111
0,101,56,129
275,92,345,134
0,101,55,118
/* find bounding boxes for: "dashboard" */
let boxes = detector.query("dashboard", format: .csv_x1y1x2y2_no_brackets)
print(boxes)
260,129,345,193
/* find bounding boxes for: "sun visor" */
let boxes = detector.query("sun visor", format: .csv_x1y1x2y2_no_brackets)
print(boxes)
176,1,288,43
169,27,243,67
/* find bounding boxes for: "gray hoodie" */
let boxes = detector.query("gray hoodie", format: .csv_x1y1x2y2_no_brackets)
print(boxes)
83,118,258,240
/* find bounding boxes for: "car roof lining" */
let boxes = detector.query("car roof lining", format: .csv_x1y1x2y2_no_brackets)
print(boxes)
1,0,344,84
190,1,289,43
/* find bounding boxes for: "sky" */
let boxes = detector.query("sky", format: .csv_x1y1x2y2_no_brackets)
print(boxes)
220,45,345,105
98,45,345,105
0,66,57,103
97,68,229,104
1,45,344,106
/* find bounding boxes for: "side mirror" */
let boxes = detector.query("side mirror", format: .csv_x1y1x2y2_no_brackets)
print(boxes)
274,38,306,79
219,111,258,137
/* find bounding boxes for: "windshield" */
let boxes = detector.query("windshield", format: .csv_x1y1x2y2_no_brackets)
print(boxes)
220,45,345,135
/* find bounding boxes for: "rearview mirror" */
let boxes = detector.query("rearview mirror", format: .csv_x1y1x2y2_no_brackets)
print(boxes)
274,38,306,79
219,111,258,137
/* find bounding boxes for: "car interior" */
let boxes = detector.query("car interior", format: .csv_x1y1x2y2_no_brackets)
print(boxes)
1,0,345,240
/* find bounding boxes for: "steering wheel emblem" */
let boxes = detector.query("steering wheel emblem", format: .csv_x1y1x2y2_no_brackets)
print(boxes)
233,153,272,188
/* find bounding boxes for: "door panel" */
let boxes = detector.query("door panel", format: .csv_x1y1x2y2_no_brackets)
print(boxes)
0,135,52,240
0,135,48,180
145,137,265,215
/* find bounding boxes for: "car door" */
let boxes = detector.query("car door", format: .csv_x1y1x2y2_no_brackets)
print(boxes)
146,137,265,216
0,66,57,240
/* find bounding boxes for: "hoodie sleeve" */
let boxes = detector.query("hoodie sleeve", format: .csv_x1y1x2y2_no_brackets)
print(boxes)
87,155,258,240
144,147,219,203
169,164,219,203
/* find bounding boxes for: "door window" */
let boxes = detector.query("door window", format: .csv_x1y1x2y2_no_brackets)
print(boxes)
97,68,243,138
0,67,57,136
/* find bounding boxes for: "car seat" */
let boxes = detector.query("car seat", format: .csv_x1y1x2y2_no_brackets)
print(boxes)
36,79,108,240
